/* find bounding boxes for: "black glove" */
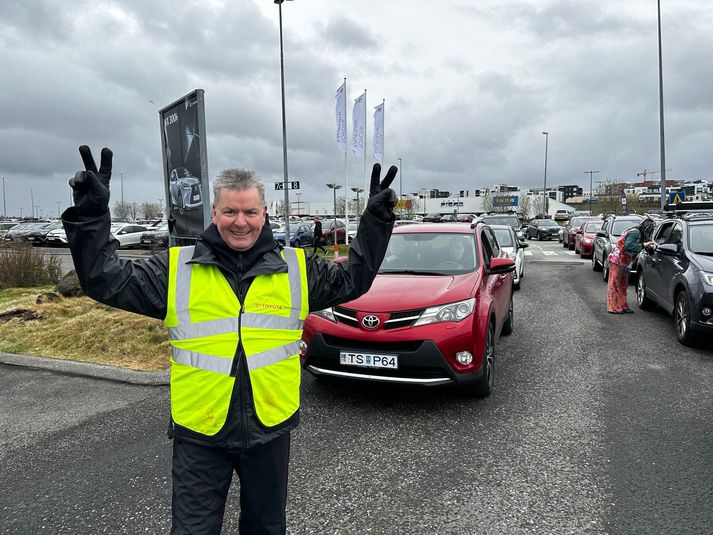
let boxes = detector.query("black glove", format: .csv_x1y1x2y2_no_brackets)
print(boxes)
68,145,113,218
366,163,398,222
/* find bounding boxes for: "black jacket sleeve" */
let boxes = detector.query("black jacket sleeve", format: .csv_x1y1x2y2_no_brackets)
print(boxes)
62,208,168,320
306,209,393,312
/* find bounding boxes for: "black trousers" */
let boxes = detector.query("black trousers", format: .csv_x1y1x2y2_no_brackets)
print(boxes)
312,237,325,253
171,433,290,535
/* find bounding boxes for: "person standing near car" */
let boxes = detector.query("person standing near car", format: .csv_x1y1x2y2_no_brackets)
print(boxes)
312,216,326,254
607,218,657,314
62,145,397,534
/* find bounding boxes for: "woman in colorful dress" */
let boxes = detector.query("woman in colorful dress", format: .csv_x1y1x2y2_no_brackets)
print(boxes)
607,218,657,314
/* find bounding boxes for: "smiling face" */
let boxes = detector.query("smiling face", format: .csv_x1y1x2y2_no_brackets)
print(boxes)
212,186,267,251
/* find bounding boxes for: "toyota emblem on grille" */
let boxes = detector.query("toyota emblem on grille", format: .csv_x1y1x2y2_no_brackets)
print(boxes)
361,315,380,329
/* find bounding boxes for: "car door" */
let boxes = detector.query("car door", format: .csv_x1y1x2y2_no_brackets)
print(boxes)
643,221,674,304
482,228,509,322
594,219,610,261
654,222,686,312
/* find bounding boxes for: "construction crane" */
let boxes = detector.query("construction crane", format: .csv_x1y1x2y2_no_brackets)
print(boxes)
636,168,671,180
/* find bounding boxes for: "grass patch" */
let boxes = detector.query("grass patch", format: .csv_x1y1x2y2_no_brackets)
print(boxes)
0,289,170,371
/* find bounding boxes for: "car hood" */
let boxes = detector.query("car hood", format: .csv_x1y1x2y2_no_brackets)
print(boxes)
690,252,713,271
338,272,477,312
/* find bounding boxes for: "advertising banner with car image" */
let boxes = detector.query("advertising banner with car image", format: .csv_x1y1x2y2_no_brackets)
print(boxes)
159,89,211,243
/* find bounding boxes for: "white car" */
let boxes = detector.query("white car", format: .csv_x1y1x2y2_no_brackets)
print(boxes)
45,227,68,246
490,224,527,290
110,223,149,248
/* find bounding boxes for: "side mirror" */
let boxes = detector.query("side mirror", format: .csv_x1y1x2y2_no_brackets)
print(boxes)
520,242,529,249
656,243,678,255
487,257,516,275
596,231,607,238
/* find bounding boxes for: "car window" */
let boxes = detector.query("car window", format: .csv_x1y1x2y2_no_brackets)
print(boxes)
583,221,603,232
655,222,674,244
492,228,514,247
611,219,641,236
689,223,713,254
380,232,477,274
665,223,683,249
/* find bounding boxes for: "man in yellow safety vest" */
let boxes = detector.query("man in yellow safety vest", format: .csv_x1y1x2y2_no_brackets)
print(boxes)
63,145,397,534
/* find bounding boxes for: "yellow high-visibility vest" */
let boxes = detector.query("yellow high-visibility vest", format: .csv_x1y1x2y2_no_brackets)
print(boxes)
164,245,309,436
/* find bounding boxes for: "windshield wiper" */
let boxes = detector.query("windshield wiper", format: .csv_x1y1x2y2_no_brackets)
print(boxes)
379,269,450,276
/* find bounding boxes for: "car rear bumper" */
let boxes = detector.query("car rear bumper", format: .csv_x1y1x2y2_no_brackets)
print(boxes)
302,333,484,387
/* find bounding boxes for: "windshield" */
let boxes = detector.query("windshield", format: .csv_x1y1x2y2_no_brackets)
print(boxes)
492,228,514,247
110,224,127,234
379,232,477,274
689,224,713,254
482,216,518,229
537,219,559,227
612,219,641,236
583,221,603,233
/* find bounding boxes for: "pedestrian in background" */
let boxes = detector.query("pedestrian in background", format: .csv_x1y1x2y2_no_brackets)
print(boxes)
607,218,657,314
63,145,397,534
312,216,326,254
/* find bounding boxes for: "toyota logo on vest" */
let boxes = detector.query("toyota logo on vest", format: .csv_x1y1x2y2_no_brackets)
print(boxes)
361,315,380,329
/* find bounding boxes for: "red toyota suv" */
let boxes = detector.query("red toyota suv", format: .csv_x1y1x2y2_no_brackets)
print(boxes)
300,222,516,397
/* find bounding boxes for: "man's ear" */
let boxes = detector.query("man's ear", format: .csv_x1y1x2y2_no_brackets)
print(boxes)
211,204,217,224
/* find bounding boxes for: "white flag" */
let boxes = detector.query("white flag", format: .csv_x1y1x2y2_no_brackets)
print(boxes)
352,92,366,156
335,82,346,152
373,102,384,162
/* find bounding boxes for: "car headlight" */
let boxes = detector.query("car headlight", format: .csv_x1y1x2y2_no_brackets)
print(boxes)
312,307,336,322
701,272,713,286
413,298,475,326
582,238,592,244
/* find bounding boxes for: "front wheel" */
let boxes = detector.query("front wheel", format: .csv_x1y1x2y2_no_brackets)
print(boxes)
674,291,696,346
473,322,495,398
602,256,609,281
636,271,656,310
294,239,301,248
592,252,602,272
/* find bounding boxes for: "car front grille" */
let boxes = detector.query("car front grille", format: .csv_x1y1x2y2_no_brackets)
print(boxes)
333,306,425,330
321,334,424,352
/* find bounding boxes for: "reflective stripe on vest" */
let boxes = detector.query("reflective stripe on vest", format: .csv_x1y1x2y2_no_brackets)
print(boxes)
165,245,308,435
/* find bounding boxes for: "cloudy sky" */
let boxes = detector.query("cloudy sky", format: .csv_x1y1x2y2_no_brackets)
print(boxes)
1,0,712,218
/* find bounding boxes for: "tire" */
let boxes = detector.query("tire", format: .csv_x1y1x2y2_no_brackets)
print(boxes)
563,238,569,248
636,271,656,310
574,242,580,254
502,295,514,335
592,251,602,271
674,291,696,346
602,255,609,281
473,322,495,398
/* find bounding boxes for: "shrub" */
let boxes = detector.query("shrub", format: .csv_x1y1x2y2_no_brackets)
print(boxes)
0,242,63,288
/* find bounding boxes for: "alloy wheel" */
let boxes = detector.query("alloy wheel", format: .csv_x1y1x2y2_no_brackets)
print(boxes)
674,291,692,344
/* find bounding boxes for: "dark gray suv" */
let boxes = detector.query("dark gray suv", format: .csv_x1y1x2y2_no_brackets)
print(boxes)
636,213,713,345
592,215,643,281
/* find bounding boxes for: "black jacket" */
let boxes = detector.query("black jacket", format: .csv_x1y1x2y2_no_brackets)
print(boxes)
62,209,393,448
313,220,322,238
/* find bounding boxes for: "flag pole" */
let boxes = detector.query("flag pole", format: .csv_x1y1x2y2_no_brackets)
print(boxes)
363,88,368,202
343,78,349,242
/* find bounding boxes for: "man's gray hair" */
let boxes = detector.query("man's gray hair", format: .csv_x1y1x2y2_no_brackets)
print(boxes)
213,168,265,204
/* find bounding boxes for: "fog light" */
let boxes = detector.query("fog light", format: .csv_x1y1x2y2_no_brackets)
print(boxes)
702,307,712,317
456,351,473,365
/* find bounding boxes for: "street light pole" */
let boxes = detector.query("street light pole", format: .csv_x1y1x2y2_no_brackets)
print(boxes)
541,132,549,216
350,187,364,222
275,0,294,237
295,192,302,215
56,201,61,219
1,176,5,220
584,170,599,215
30,188,34,219
118,172,124,205
657,0,667,211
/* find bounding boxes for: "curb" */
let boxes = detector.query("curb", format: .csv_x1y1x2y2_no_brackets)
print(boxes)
0,351,169,385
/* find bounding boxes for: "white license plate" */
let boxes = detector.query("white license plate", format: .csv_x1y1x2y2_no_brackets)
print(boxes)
192,194,200,201
340,351,398,369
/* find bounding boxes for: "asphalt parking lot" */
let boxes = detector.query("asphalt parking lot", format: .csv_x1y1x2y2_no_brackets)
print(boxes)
1,242,712,534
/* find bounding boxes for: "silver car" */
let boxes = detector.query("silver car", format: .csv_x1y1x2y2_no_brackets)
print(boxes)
490,224,527,290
